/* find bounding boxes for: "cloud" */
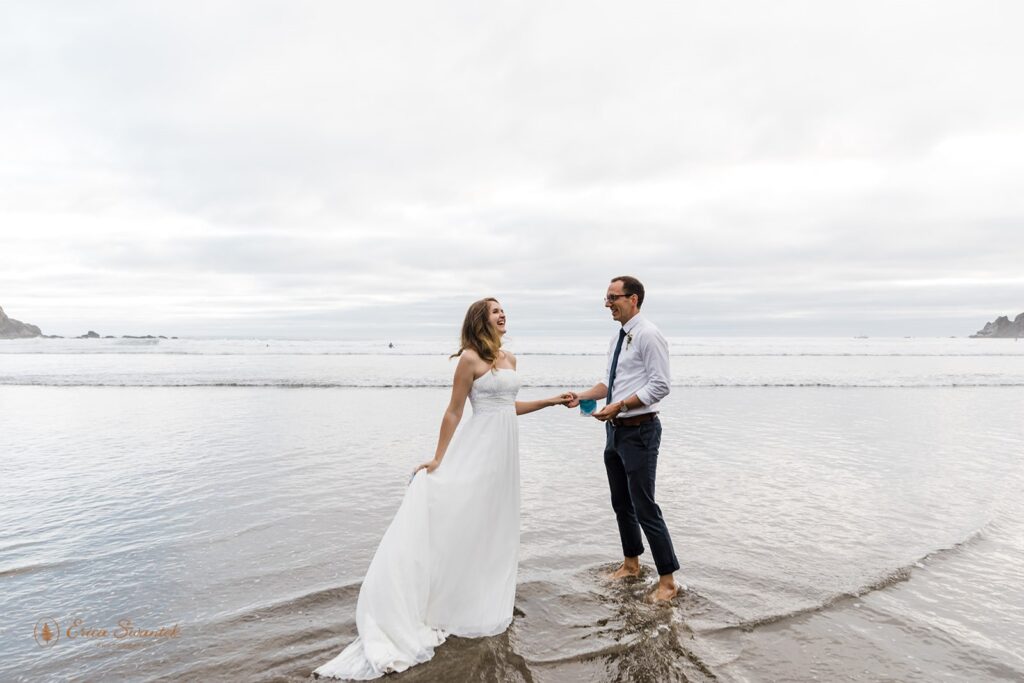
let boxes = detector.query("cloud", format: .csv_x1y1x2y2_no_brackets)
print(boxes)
2,1,1023,337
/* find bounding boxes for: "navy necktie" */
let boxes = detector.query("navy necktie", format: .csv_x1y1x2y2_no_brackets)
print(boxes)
606,328,627,403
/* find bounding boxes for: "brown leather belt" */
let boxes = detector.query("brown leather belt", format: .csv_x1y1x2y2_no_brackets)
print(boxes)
610,412,658,427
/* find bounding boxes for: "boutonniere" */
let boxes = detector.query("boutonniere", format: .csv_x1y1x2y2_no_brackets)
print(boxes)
625,332,634,350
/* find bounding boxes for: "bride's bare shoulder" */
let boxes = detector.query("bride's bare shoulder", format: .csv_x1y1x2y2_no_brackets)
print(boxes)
454,349,489,378
459,348,484,365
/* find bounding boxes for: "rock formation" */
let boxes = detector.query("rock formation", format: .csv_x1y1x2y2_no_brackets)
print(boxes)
971,312,1024,338
0,306,42,339
0,307,177,339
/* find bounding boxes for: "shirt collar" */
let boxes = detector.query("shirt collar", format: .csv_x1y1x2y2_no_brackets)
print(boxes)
621,313,644,335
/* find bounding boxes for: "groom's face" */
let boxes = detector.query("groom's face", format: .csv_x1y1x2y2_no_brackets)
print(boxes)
605,281,637,323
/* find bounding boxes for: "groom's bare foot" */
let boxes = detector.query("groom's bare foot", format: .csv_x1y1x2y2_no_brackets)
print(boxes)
647,576,679,602
607,559,641,580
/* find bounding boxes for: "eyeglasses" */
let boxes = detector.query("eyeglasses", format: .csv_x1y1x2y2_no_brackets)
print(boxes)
604,294,634,303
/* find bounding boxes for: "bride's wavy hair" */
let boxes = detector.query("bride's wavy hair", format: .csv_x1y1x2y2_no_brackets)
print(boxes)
450,297,502,364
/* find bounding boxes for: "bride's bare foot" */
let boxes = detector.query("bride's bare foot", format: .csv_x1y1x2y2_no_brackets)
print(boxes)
607,560,641,580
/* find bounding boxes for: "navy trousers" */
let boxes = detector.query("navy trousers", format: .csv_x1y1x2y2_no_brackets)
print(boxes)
603,417,680,576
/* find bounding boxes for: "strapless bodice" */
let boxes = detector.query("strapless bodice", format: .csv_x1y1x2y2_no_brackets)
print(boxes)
468,369,520,415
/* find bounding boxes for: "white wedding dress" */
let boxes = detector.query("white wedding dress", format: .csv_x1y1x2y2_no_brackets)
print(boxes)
314,368,521,680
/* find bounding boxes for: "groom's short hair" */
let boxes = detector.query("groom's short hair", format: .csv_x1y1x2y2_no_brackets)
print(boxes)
611,275,645,309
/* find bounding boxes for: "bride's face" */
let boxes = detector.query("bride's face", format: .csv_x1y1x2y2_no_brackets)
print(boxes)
488,302,506,336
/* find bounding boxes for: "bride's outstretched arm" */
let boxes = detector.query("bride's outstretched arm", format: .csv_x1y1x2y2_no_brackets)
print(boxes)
414,354,476,475
515,394,574,416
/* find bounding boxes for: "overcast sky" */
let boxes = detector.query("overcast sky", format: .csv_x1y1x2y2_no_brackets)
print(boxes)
2,1,1022,338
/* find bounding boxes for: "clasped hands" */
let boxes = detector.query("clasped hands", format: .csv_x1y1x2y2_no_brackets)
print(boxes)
558,391,624,422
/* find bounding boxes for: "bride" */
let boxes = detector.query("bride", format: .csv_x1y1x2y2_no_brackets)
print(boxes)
314,297,571,680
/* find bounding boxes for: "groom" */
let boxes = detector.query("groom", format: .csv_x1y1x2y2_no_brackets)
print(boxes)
567,276,680,602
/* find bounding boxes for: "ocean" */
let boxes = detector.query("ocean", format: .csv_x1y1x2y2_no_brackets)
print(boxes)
1,336,1022,681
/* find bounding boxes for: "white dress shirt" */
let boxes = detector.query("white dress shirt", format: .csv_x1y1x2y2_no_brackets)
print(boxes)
603,313,671,416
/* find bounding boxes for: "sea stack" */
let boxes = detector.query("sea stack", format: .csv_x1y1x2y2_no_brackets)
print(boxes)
0,306,43,339
971,312,1024,338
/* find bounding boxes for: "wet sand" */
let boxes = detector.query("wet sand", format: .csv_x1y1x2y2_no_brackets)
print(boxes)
2,384,1022,681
